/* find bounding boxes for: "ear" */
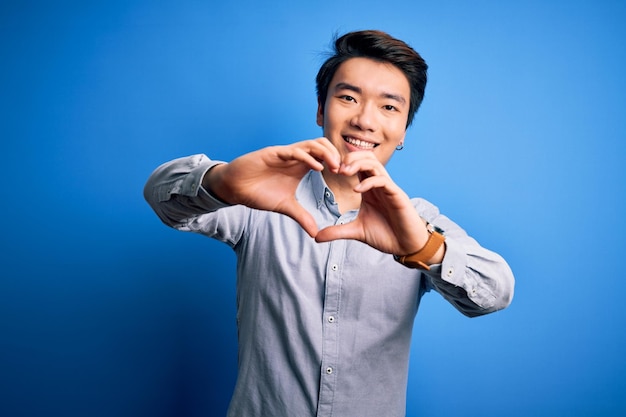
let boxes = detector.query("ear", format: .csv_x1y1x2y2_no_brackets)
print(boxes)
316,98,324,127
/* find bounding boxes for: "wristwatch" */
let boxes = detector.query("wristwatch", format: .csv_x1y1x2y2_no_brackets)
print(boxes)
393,222,445,271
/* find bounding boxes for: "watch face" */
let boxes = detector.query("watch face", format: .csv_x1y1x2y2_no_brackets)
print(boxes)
426,222,445,235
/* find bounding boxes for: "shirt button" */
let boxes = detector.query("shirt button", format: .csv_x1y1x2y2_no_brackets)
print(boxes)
446,267,454,277
331,264,338,271
328,316,335,323
326,367,333,375
325,191,331,198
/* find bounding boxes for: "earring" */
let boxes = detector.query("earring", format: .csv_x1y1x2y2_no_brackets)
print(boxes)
396,143,404,151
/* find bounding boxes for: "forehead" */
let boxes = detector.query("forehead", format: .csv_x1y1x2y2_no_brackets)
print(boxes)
329,57,410,99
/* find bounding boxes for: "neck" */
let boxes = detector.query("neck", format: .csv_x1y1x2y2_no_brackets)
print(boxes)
322,168,361,213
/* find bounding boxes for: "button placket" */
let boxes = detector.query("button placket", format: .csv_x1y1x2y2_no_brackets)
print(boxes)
318,230,346,413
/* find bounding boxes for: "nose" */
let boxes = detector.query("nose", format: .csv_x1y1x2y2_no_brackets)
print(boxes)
350,102,377,132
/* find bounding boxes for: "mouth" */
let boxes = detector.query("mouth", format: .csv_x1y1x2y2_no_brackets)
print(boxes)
343,136,379,150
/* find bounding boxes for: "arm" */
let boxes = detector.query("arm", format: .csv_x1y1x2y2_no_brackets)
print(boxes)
144,138,341,236
143,154,229,229
314,151,514,316
416,199,514,317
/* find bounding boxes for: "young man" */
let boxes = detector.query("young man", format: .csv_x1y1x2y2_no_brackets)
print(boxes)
144,30,514,417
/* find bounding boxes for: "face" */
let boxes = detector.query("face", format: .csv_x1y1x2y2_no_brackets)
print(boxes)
317,57,410,166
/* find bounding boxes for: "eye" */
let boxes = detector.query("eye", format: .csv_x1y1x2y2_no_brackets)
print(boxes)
339,95,356,102
383,104,398,111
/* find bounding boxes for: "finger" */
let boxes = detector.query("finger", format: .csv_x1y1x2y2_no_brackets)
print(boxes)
340,149,379,164
308,138,341,171
315,222,362,243
287,147,327,171
281,200,320,238
279,139,341,172
353,175,393,193
339,155,388,178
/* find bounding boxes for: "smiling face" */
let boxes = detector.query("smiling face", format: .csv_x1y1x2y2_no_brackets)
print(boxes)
316,57,411,166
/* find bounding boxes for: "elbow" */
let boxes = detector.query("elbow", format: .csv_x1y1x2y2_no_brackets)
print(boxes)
446,259,515,318
467,265,515,318
143,175,183,229
495,262,515,311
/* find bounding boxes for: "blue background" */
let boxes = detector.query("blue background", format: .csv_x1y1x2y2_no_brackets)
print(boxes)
2,1,625,416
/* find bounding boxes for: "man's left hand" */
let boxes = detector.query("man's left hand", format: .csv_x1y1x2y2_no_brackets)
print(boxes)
315,151,435,258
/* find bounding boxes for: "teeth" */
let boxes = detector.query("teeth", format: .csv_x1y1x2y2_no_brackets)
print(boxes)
345,137,375,149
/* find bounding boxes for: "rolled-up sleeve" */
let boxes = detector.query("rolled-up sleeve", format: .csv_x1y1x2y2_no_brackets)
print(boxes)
143,154,230,229
415,198,515,317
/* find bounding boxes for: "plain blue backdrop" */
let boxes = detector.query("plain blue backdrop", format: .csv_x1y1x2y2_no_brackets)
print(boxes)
1,1,625,416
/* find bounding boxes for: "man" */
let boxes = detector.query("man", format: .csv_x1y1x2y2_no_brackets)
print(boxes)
144,30,514,417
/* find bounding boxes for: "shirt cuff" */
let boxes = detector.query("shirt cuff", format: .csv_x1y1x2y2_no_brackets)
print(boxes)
160,154,231,211
429,237,498,310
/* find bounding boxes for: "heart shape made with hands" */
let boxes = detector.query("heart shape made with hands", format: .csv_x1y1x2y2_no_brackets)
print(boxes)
211,139,425,256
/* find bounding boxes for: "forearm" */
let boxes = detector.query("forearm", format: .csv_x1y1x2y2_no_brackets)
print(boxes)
200,162,232,204
428,237,514,317
416,199,515,317
143,154,231,228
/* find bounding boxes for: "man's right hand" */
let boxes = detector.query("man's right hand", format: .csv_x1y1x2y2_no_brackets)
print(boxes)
202,138,341,237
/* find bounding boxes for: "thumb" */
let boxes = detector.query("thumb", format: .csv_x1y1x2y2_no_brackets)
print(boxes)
314,222,360,243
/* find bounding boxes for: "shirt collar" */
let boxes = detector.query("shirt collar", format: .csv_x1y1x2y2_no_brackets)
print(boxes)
310,170,334,209
308,170,360,220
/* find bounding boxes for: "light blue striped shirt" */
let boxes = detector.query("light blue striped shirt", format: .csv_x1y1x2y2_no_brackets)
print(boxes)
144,154,514,417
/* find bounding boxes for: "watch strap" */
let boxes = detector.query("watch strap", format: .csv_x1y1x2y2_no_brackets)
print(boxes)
394,226,445,270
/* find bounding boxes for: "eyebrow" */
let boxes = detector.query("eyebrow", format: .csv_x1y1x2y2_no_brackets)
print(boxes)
333,82,407,105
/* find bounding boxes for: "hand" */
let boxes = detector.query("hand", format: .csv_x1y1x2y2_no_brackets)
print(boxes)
315,151,430,256
204,138,340,237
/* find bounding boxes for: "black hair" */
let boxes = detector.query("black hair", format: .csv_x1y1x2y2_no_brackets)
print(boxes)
316,30,428,128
